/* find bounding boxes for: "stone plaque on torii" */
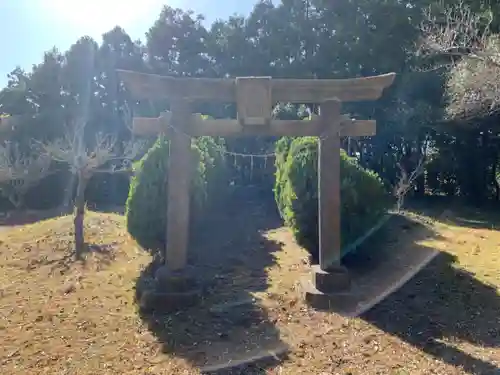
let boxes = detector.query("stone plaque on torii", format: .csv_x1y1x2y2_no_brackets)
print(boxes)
118,70,395,309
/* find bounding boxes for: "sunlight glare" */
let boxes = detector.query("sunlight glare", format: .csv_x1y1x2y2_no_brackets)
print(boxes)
43,0,163,35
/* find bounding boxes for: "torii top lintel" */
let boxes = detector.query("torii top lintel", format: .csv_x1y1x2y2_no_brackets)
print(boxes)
117,70,396,104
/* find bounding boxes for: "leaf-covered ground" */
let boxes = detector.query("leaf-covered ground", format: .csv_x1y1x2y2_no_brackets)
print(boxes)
0,201,498,374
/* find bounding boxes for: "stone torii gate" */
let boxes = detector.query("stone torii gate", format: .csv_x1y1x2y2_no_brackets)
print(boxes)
118,70,395,308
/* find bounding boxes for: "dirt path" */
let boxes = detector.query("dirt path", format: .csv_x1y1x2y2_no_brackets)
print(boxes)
136,187,291,371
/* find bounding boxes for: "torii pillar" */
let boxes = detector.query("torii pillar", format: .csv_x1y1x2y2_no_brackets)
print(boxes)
118,70,395,311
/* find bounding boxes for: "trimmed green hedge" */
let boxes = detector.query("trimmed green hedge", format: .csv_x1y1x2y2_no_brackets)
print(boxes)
274,136,391,262
126,135,227,250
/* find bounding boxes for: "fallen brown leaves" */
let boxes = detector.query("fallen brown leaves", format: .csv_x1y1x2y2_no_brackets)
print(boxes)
0,208,498,374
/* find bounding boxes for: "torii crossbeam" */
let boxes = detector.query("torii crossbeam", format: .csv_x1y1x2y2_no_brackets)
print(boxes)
118,69,395,309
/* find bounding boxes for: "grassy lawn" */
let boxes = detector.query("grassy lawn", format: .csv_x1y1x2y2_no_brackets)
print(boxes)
0,204,498,374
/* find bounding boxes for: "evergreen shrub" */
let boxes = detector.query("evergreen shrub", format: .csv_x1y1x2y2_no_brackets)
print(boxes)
274,136,390,262
126,135,227,251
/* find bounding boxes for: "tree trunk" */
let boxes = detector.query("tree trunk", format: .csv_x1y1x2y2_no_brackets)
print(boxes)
491,154,499,201
61,172,77,214
478,132,490,204
74,174,88,260
7,192,24,210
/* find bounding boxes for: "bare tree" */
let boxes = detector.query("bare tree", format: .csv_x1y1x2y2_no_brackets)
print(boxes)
0,142,52,209
393,136,433,212
420,2,500,119
419,1,493,61
41,123,143,260
394,154,426,212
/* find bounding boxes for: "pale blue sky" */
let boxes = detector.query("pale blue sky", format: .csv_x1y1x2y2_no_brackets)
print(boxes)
0,0,259,87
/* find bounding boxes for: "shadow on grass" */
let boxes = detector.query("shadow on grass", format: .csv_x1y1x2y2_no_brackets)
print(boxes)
0,208,61,227
93,204,126,215
353,214,500,374
0,204,124,229
135,186,288,374
342,213,431,273
407,195,500,231
440,206,500,231
32,242,118,275
85,243,118,266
